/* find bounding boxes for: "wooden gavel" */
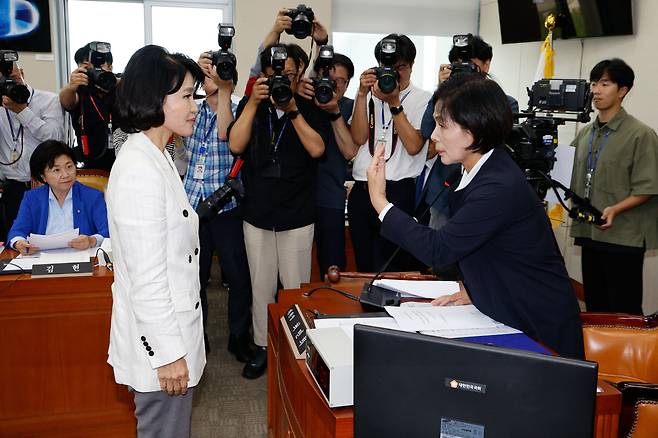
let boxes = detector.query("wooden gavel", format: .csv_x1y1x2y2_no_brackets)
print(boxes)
325,265,438,284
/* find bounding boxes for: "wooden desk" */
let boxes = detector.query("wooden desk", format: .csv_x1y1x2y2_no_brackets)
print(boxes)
267,281,621,438
0,252,136,437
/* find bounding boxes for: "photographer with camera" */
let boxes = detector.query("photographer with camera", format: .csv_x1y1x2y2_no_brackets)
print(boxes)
182,46,255,367
59,41,117,171
228,43,327,379
297,49,358,279
570,59,658,315
349,34,430,273
0,50,64,241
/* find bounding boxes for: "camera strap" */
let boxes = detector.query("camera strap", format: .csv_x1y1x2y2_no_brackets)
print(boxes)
368,90,411,160
80,94,112,158
268,110,289,157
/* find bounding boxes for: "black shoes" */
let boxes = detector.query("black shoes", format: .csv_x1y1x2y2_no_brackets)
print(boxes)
228,333,255,363
242,346,267,379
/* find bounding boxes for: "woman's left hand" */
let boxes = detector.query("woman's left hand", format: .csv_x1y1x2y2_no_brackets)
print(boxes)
366,143,389,213
431,281,472,306
69,235,96,250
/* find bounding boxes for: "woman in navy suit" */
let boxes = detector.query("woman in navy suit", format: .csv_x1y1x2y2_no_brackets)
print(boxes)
367,75,584,359
7,140,108,254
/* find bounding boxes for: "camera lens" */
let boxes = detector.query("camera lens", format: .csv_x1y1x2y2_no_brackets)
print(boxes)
377,69,398,94
5,82,30,104
270,76,292,105
314,77,335,104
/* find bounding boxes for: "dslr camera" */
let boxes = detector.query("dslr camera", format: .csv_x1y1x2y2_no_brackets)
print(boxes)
85,42,117,93
265,45,293,105
210,24,237,81
285,4,315,39
0,50,30,104
449,34,479,78
312,45,336,104
372,38,399,94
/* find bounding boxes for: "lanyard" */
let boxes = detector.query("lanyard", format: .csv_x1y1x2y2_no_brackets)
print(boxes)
368,89,411,159
4,109,23,146
586,126,611,173
380,89,411,133
268,111,289,156
81,94,112,134
199,112,218,156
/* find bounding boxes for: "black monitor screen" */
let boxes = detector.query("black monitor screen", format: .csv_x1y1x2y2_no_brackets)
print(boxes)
353,325,598,438
498,0,633,44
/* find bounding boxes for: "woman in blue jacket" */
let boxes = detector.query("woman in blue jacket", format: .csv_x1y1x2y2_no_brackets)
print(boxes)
8,140,109,254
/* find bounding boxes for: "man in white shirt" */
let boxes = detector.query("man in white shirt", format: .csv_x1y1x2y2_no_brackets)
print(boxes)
0,59,64,240
348,33,430,272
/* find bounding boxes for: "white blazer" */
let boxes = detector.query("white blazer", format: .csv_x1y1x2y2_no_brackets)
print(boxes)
106,132,205,392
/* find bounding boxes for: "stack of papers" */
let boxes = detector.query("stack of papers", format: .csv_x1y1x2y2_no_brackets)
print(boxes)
2,247,92,272
372,279,460,299
28,229,80,250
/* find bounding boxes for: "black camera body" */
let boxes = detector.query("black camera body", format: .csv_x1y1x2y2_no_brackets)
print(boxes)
211,24,237,81
529,79,591,114
285,4,315,39
450,34,479,79
0,50,30,104
265,45,293,105
374,38,399,94
312,45,336,104
85,41,117,93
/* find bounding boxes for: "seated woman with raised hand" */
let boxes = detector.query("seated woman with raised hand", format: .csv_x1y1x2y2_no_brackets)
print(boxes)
8,140,109,254
367,74,584,359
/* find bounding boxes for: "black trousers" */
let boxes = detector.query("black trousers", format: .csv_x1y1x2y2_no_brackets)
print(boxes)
0,179,30,242
199,207,252,337
315,206,346,281
581,244,644,315
347,178,416,273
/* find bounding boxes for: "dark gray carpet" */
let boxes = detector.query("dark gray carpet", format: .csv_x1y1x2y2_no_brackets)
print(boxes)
191,268,267,438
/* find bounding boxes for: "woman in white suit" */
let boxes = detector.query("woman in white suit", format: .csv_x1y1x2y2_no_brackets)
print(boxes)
106,45,206,437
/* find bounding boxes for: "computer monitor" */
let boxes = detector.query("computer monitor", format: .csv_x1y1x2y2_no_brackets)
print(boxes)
353,325,598,438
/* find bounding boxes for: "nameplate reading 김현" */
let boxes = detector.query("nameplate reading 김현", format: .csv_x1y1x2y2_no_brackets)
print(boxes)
280,304,311,359
31,262,94,278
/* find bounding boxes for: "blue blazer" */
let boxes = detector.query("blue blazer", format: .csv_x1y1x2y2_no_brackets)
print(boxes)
382,149,584,359
8,181,109,243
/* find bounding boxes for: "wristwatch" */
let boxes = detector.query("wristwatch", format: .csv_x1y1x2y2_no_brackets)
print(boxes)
328,112,342,121
389,105,404,116
288,110,301,119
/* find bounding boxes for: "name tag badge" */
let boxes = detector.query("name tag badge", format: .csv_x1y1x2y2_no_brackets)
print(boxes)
375,136,387,154
10,149,19,167
193,163,205,180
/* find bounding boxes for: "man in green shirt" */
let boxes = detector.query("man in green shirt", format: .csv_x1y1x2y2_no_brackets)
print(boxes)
570,58,658,315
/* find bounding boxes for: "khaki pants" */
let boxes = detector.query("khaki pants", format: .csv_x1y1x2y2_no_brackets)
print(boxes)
243,222,314,347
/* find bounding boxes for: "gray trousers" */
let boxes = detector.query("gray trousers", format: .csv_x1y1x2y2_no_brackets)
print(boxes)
130,387,194,438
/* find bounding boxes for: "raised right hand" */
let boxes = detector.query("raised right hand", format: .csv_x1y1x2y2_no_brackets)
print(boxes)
358,68,377,97
438,64,452,84
69,63,90,90
272,8,292,35
156,357,189,396
248,77,270,106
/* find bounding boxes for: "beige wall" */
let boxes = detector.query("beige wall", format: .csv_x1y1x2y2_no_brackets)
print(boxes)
479,0,658,314
17,0,59,93
233,0,331,97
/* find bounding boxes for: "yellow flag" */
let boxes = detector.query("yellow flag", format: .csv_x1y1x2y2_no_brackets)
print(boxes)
534,31,554,82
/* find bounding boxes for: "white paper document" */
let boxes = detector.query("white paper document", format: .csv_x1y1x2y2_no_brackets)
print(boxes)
385,304,501,332
2,248,91,272
313,316,406,340
28,229,80,250
373,279,460,299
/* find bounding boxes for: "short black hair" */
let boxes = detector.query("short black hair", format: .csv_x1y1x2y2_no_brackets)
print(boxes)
433,75,512,154
375,34,416,65
30,140,77,183
74,42,114,65
115,45,204,134
333,53,354,79
260,43,308,75
448,35,492,63
590,58,634,93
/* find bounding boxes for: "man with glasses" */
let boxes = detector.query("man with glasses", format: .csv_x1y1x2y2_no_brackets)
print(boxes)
349,34,430,272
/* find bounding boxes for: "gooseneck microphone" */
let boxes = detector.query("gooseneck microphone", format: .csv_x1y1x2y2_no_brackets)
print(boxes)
359,167,462,310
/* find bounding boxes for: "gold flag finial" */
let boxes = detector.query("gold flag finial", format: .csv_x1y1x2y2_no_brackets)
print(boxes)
545,13,557,32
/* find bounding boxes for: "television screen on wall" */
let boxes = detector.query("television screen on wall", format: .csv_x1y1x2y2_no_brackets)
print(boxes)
498,0,633,44
0,0,52,52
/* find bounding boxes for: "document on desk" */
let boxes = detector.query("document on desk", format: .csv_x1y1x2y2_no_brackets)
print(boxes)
373,279,460,299
385,304,501,332
313,317,407,340
3,248,91,272
28,229,80,250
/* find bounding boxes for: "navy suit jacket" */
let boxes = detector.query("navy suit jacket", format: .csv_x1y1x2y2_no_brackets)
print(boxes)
8,182,109,243
382,149,584,358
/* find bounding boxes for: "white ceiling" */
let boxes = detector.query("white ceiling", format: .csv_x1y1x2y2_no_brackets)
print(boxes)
335,0,480,11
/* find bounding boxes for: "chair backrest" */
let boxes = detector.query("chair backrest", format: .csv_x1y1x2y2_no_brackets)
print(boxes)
581,312,658,384
75,169,110,193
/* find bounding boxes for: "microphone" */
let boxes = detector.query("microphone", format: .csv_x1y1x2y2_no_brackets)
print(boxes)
196,158,245,222
359,167,462,310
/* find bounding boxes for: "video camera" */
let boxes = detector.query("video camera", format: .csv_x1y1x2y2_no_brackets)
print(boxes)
85,41,117,93
312,45,336,104
196,158,246,222
285,4,315,39
449,34,480,78
372,38,399,94
210,24,237,81
506,78,602,223
265,45,293,105
0,50,30,104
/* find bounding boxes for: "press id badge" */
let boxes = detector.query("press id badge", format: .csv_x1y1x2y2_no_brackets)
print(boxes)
193,163,205,179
